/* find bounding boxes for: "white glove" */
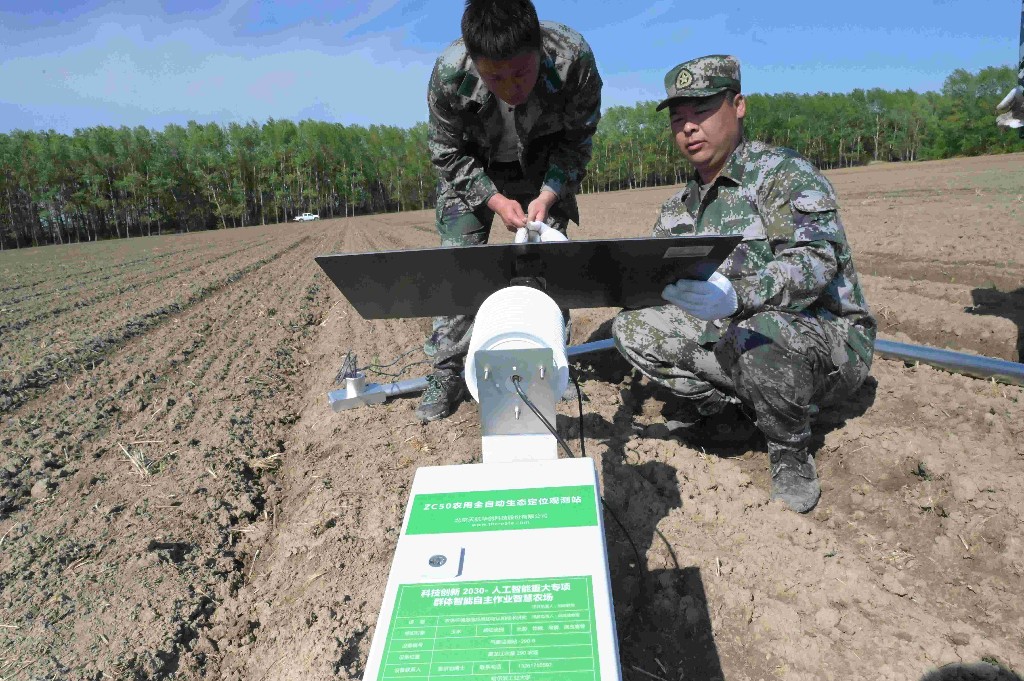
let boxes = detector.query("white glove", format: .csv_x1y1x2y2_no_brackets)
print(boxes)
996,86,1024,130
662,271,738,321
514,220,569,243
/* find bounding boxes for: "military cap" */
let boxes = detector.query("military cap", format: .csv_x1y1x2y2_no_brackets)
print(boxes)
655,54,741,111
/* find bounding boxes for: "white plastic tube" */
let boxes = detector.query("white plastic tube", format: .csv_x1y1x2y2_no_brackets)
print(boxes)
465,286,569,402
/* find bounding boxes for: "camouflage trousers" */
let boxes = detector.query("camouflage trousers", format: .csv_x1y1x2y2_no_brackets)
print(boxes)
428,164,573,374
612,305,870,454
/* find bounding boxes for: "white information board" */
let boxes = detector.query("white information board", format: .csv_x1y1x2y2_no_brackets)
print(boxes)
362,457,622,681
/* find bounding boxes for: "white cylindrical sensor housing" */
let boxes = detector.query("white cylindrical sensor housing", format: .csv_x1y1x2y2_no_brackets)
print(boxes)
465,286,568,402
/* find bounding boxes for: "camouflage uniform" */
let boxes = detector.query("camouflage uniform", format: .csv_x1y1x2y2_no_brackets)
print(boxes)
613,137,876,460
425,21,602,373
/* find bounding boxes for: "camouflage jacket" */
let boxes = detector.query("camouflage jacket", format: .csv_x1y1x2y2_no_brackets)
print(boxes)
427,21,602,218
653,139,876,363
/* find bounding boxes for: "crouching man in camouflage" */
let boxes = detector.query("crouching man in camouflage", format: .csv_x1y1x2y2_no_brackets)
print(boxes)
613,55,876,513
417,0,602,423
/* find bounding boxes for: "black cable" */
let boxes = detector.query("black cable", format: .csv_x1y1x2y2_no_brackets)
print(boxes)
569,365,585,458
360,347,427,378
335,346,432,383
564,367,638,569
511,375,575,458
511,373,646,587
359,347,418,370
333,351,359,385
600,497,646,587
363,359,431,378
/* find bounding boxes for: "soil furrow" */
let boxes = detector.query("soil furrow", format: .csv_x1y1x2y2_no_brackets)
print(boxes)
861,276,1022,361
0,240,204,296
857,254,1024,293
0,234,311,414
0,226,336,679
0,238,272,335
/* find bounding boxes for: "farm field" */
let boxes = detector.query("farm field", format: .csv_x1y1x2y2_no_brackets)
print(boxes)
1,152,1023,680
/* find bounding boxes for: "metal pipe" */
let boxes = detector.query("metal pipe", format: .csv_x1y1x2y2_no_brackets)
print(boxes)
565,337,1024,387
873,339,1024,386
329,336,1024,411
567,338,617,357
328,376,428,412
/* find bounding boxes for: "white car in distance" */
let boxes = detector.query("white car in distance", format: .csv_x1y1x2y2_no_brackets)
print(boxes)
293,212,320,221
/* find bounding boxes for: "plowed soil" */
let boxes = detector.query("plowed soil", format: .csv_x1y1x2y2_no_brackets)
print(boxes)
1,153,1022,681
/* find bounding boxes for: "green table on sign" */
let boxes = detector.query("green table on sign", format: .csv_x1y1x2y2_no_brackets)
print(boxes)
379,576,601,680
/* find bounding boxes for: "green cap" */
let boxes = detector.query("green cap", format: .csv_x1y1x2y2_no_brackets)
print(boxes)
656,54,741,111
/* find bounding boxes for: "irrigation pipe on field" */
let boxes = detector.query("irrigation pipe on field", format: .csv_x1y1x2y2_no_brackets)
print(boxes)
871,338,1024,386
329,336,1024,411
566,338,1024,387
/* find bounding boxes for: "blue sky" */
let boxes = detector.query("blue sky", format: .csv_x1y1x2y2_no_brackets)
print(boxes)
0,0,1018,134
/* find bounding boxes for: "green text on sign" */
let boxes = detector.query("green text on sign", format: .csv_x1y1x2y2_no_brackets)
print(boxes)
405,485,598,535
380,576,600,681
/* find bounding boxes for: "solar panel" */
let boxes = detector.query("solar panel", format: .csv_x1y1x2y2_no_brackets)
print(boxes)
315,234,742,319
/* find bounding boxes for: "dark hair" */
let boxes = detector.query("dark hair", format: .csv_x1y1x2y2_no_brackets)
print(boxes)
461,0,541,60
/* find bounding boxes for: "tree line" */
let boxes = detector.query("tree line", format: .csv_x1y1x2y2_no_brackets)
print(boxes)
0,65,1020,249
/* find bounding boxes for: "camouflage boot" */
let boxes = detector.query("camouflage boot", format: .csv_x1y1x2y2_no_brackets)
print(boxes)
769,444,820,513
662,401,757,445
415,371,466,423
660,401,704,438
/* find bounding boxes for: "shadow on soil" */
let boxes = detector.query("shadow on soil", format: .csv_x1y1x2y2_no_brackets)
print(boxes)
969,286,1024,362
594,434,725,681
920,662,1024,681
562,319,883,680
558,322,726,680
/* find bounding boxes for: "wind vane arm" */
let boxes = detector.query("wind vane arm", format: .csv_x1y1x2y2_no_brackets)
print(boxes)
996,0,1024,135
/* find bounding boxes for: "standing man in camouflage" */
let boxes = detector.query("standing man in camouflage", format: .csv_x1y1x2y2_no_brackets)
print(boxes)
613,55,875,513
417,0,602,422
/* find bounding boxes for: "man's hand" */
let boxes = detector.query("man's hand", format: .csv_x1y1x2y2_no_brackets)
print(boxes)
487,193,528,232
662,272,738,321
527,190,558,224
